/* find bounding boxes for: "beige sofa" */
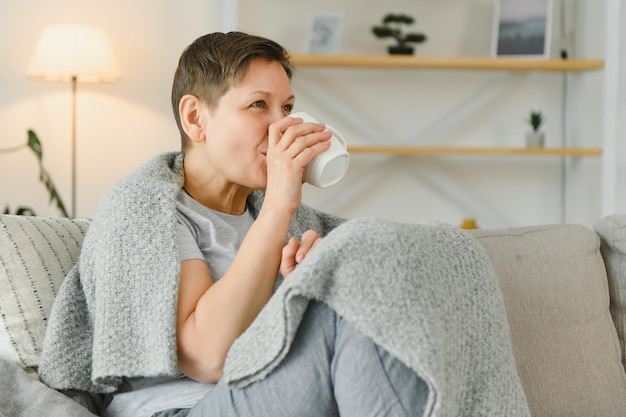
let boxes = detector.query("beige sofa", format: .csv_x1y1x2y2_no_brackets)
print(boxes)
1,213,626,416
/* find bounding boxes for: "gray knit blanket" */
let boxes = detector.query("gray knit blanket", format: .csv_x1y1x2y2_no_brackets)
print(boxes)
39,152,530,416
223,218,530,416
39,152,342,393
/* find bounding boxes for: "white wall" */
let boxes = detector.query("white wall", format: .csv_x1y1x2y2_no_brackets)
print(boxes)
0,0,623,229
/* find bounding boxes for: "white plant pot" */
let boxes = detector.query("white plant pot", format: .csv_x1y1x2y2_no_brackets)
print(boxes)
526,131,545,148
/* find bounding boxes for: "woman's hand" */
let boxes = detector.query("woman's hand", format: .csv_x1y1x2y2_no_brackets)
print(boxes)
280,229,322,277
264,116,331,214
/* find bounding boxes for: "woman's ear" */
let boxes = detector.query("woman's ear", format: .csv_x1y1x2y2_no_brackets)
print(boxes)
179,94,205,142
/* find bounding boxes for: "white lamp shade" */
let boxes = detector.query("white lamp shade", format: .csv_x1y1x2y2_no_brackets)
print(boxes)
27,23,121,83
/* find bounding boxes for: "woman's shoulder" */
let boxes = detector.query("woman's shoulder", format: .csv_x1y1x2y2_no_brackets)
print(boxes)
88,152,184,235
101,152,183,207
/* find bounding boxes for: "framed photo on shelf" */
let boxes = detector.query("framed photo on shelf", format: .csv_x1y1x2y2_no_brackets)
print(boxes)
492,0,553,58
307,13,344,54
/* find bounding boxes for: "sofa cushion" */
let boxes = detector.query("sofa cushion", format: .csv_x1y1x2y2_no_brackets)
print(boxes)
594,214,626,369
0,215,90,374
0,358,97,416
470,224,626,417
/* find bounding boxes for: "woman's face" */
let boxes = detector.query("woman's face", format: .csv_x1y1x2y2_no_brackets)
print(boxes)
200,58,295,190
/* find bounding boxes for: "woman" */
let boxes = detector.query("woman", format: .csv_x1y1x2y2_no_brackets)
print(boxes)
39,31,530,417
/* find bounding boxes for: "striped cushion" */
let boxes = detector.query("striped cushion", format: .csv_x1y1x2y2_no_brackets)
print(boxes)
0,215,90,373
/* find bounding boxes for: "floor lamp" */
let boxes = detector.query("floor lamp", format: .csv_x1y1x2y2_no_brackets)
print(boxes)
27,23,121,217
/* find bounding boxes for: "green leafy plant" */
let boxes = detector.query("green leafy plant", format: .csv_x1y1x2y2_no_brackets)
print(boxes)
528,111,544,132
2,130,69,217
372,13,427,49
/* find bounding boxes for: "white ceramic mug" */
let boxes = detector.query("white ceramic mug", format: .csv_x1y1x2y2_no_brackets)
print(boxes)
288,111,350,188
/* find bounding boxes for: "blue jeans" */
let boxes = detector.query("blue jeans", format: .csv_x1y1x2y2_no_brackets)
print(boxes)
155,301,428,417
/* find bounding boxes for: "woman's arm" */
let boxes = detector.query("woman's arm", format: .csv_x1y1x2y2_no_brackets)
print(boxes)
176,204,291,383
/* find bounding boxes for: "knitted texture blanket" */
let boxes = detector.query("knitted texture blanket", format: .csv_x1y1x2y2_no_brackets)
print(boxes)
223,218,530,416
38,151,342,393
39,151,529,415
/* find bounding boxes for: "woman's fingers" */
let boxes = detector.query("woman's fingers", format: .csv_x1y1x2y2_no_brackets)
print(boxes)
272,118,331,158
295,230,322,263
280,237,299,278
280,231,323,278
268,116,302,148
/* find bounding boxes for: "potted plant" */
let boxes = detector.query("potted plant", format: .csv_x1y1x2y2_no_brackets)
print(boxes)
526,110,545,148
372,13,427,55
2,130,68,217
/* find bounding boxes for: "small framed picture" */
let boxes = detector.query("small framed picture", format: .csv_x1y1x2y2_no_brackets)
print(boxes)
307,13,344,54
492,0,553,58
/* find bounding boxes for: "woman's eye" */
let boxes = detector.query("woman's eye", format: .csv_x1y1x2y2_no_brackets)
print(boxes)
251,100,266,108
282,104,294,113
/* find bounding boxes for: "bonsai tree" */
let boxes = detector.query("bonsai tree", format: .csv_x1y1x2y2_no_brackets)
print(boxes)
372,13,427,55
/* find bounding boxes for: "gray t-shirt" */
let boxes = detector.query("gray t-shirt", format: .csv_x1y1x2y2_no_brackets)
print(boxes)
176,190,255,279
103,190,254,417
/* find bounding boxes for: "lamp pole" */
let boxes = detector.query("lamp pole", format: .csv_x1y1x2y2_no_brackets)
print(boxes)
27,23,121,217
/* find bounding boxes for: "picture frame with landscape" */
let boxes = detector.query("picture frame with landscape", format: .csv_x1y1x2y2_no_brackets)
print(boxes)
492,0,553,58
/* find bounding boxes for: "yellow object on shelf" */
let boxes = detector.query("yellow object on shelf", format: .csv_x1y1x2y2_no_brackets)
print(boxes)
460,218,478,229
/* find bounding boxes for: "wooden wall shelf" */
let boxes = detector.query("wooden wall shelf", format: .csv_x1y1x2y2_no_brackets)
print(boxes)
290,54,604,72
347,146,603,157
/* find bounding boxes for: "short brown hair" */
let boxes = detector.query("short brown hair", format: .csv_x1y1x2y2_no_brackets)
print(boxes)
171,32,294,152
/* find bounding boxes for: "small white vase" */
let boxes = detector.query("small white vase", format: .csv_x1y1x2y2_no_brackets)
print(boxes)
526,131,545,148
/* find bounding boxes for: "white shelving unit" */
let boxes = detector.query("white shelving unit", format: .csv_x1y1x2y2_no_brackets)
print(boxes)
291,53,608,223
291,53,604,157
